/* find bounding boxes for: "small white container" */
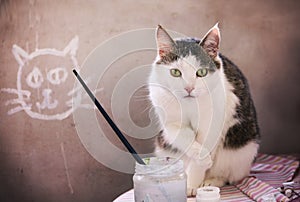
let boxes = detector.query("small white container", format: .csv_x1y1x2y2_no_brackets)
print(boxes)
133,157,187,202
196,186,220,202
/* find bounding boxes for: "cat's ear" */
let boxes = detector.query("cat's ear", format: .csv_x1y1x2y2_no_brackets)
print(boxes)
63,36,79,56
156,25,176,58
12,45,30,66
200,23,221,58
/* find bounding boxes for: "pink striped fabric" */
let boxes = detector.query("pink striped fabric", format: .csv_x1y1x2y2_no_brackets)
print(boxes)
247,154,299,201
251,154,299,187
221,185,253,202
235,177,290,202
114,154,300,202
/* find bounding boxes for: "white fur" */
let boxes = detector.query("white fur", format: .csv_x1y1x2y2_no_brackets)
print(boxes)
149,53,258,196
205,141,259,187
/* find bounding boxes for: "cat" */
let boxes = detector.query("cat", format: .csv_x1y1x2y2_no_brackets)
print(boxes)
148,24,260,196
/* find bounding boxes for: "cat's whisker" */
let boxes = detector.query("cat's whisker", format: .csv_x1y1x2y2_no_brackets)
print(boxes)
82,88,104,99
67,85,83,96
66,97,84,107
67,78,103,108
132,94,149,98
152,118,162,128
1,88,31,98
157,95,176,109
137,95,175,115
1,88,20,94
132,97,150,102
133,94,149,97
135,90,150,95
65,99,73,107
134,86,149,92
5,99,27,106
68,77,95,97
93,88,104,94
7,105,31,115
173,90,186,95
77,104,95,109
140,103,155,114
67,85,90,97
66,98,84,107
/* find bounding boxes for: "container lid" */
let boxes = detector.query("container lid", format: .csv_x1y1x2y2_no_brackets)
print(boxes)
135,157,184,176
196,186,220,199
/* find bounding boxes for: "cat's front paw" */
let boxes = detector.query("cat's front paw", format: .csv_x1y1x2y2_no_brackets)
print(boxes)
188,143,212,162
202,178,226,187
187,186,198,197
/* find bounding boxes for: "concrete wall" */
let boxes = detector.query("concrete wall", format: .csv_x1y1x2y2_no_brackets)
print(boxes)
0,0,299,201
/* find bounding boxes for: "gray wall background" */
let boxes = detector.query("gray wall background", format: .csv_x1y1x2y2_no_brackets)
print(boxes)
0,0,299,201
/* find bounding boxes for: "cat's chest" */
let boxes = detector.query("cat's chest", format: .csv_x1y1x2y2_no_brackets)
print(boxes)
165,95,213,131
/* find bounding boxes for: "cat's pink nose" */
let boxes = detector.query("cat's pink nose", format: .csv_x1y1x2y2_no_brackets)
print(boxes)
185,86,194,94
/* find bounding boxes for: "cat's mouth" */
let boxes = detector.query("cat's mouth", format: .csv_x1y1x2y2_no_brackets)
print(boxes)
36,88,58,110
184,95,196,98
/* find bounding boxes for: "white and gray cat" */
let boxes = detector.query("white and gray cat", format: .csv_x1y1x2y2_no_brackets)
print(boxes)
148,24,260,196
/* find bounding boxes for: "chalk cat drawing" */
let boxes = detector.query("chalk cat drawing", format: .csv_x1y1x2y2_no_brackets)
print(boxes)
2,36,98,120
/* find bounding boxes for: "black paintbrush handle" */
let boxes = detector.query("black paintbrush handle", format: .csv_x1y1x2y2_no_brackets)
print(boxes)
73,69,145,165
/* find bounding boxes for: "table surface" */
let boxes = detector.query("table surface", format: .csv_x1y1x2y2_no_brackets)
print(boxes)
114,154,300,202
114,189,197,202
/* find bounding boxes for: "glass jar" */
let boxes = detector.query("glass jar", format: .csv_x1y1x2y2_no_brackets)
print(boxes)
133,157,187,202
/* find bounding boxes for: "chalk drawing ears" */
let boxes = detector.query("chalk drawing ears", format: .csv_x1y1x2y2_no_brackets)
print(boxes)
200,23,221,59
12,44,30,66
63,35,79,56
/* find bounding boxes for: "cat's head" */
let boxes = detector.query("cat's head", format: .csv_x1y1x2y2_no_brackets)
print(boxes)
152,24,222,99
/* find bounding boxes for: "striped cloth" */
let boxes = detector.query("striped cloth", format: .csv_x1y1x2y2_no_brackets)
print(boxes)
114,154,300,202
251,154,299,187
246,154,299,202
221,184,253,202
234,177,289,202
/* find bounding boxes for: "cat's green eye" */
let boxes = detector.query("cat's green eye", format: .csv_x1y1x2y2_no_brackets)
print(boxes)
196,68,208,77
170,68,182,77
